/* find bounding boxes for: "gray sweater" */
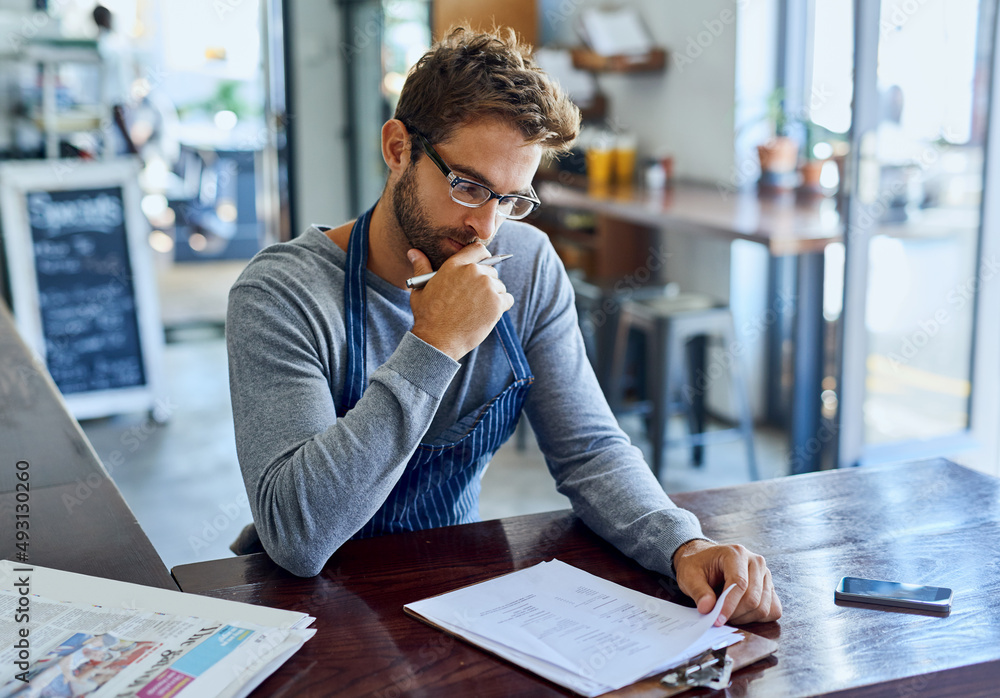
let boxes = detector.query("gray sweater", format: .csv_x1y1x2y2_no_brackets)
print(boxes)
226,221,705,577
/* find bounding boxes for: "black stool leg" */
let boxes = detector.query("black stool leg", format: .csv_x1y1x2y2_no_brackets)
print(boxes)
648,317,671,480
685,335,708,467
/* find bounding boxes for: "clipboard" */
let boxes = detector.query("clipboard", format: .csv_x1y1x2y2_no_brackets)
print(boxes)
404,562,778,697
604,629,778,697
407,605,777,697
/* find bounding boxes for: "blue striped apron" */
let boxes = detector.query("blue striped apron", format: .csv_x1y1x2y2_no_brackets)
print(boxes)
341,206,533,538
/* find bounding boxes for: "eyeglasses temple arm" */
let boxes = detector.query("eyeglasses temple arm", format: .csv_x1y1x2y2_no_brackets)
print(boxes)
414,132,453,178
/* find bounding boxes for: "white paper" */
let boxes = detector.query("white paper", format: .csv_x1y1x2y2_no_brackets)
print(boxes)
0,560,313,630
406,559,740,696
580,9,653,57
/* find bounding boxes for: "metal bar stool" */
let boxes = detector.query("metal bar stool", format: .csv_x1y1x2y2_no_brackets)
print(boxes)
605,292,759,482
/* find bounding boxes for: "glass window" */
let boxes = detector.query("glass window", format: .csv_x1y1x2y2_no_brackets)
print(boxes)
861,0,993,444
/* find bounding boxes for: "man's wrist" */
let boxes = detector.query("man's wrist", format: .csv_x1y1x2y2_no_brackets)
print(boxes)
671,537,714,573
409,326,464,362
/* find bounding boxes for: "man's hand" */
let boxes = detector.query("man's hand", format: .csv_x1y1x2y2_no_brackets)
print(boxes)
408,243,514,361
672,539,782,626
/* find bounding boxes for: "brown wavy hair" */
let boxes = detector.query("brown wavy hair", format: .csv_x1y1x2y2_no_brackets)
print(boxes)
394,26,580,160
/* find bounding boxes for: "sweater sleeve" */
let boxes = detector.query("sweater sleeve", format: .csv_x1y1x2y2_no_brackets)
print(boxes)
227,282,460,576
521,243,707,578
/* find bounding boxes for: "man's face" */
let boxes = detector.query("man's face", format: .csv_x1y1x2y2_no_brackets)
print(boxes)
391,161,455,270
389,118,542,270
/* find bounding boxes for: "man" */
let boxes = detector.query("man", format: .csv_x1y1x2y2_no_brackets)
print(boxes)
227,27,780,627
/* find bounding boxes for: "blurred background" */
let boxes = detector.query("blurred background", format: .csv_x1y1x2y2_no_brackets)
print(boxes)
1,0,998,570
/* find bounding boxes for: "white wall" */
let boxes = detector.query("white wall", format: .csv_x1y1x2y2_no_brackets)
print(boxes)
287,0,350,229
603,0,738,184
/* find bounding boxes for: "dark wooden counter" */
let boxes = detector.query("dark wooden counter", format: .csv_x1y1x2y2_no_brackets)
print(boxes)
0,301,176,589
172,459,999,697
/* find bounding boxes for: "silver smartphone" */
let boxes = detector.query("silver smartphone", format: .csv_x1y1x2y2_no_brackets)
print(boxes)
835,576,952,611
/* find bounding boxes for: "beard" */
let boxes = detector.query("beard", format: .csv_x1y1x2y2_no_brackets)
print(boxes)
390,161,493,270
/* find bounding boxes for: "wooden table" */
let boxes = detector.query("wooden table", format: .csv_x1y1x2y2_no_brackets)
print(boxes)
536,181,842,473
172,459,999,697
0,301,176,589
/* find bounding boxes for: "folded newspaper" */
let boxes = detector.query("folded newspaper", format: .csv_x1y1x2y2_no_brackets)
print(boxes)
0,560,315,698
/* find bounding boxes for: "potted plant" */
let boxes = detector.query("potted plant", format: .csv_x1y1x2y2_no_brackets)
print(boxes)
756,91,799,189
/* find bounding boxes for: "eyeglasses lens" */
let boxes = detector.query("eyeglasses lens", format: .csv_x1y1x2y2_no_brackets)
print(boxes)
449,182,534,219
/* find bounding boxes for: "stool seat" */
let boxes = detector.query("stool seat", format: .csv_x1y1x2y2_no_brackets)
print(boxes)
633,293,718,315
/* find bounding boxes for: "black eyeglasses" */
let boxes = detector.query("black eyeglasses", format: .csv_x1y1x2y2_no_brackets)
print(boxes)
409,128,541,220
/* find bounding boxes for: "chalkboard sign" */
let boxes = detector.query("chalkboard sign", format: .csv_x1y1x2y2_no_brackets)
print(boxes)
0,159,164,420
27,185,147,394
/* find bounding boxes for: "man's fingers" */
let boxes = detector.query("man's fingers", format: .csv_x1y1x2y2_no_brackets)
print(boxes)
717,549,750,624
730,592,779,624
769,587,783,620
407,248,432,276
730,578,771,624
755,569,781,622
739,555,766,611
679,575,718,615
727,566,783,625
721,552,769,625
447,241,490,265
673,542,782,627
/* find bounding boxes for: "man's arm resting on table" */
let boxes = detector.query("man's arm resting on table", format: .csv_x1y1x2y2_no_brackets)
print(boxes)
228,282,461,577
672,538,783,625
510,236,782,626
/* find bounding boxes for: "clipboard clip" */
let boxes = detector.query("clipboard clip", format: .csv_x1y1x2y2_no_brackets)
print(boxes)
661,646,733,691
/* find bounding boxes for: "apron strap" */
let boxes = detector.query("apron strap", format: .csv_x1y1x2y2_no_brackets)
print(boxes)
340,204,532,411
341,207,373,413
495,313,531,383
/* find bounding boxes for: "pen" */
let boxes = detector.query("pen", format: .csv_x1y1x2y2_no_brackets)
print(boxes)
406,254,514,289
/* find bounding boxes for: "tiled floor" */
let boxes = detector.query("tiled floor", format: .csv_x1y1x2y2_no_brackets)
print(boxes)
80,334,789,572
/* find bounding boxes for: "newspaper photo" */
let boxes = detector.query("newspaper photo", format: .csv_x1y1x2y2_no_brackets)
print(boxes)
0,590,314,698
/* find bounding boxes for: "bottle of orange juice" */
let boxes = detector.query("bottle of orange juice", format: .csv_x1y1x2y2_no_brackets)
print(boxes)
613,133,637,187
585,129,616,187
